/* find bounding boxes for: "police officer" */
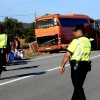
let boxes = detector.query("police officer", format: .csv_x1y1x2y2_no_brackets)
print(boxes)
60,24,92,100
0,25,8,76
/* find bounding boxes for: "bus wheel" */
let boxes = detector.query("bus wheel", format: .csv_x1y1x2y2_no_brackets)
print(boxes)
97,46,100,50
91,41,97,51
50,50,59,54
50,51,53,54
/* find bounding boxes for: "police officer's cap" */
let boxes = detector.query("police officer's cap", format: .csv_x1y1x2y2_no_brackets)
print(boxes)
73,24,85,34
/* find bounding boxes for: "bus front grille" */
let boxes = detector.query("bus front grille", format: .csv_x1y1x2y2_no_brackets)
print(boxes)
37,34,58,47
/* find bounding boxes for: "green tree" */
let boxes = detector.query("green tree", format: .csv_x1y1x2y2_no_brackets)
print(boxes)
0,17,36,43
25,22,36,43
1,17,25,39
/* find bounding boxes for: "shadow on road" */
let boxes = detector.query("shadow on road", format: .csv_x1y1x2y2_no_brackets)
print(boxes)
7,65,39,71
7,60,33,66
0,71,47,80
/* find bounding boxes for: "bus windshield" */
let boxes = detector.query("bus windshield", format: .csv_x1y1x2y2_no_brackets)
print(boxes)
35,19,59,29
59,18,88,27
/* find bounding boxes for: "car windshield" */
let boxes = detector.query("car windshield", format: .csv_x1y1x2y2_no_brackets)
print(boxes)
35,19,59,29
59,18,88,27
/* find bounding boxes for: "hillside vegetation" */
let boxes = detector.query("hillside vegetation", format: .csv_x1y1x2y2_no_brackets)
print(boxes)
0,17,35,43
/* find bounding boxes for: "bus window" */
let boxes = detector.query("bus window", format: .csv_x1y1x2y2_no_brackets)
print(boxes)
35,19,59,29
59,18,88,27
90,20,99,31
95,22,99,31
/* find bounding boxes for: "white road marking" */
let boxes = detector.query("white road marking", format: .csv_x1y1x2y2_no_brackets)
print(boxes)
27,51,100,61
46,54,100,72
0,54,100,86
0,76,33,86
46,64,70,72
91,55,100,59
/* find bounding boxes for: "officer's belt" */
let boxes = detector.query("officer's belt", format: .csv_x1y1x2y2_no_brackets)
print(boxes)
70,60,88,63
70,60,91,66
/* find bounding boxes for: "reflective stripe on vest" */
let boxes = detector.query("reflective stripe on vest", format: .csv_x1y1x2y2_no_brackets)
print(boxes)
72,39,90,57
0,34,7,48
70,38,91,61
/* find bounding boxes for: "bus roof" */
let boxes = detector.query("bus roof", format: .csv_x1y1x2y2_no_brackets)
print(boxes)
35,14,93,21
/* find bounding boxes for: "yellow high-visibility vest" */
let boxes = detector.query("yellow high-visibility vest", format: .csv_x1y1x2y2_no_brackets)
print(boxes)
67,37,91,61
0,34,7,48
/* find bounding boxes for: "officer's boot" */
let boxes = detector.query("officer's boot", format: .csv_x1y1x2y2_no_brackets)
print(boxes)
2,66,7,71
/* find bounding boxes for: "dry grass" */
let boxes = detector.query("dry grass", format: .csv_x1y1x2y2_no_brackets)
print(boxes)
18,39,49,58
24,49,49,58
19,39,29,49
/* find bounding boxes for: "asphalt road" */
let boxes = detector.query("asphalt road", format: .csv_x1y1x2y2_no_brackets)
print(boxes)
0,51,100,100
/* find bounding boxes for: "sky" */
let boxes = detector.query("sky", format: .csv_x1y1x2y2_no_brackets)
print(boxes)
0,0,100,23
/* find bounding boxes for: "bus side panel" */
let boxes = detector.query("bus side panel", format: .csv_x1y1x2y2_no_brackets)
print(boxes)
60,27,74,44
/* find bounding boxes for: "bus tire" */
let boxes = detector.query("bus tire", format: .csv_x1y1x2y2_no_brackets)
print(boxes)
50,50,59,54
91,40,97,51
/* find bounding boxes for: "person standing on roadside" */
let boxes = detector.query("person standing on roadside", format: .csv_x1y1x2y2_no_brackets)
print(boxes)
0,25,9,75
14,38,20,49
2,38,11,71
60,24,92,100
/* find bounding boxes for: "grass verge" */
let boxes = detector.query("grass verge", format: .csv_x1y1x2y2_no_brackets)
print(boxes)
24,49,49,58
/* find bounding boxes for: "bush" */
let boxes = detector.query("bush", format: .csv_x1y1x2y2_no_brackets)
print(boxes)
25,36,34,43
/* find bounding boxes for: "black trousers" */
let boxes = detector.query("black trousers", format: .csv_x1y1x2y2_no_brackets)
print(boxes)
0,52,6,75
70,61,90,100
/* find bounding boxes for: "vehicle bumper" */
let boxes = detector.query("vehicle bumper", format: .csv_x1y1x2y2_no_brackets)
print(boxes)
38,44,68,52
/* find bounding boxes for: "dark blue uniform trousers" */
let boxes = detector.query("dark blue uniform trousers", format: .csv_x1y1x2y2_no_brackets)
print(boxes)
70,61,89,100
0,52,6,75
